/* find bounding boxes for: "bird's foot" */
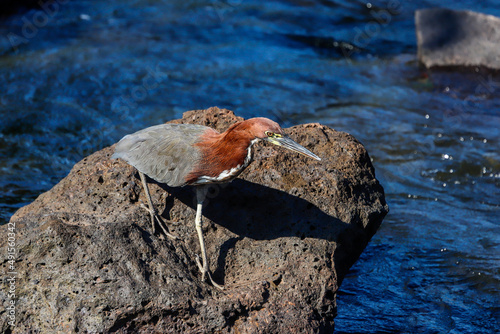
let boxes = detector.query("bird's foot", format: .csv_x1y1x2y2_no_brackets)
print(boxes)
139,202,179,240
153,215,179,241
196,255,224,290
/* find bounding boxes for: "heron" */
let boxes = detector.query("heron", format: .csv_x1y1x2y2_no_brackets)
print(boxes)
112,117,320,289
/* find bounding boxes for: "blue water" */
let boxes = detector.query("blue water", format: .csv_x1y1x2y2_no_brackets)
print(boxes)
1,1,499,332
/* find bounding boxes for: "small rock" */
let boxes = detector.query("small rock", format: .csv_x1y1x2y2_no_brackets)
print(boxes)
416,8,500,69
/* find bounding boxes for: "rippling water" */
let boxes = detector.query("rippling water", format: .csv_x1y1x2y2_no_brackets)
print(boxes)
1,1,499,332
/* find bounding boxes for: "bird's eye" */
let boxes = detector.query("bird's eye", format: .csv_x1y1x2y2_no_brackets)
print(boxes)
266,131,274,137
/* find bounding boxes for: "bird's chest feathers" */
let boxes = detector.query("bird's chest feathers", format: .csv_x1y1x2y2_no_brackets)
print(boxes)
205,146,252,182
189,138,258,184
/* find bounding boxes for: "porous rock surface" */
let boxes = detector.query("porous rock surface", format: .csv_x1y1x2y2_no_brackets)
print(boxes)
0,107,388,333
416,8,500,70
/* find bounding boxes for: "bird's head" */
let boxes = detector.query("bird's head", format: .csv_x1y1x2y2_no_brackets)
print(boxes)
246,117,321,161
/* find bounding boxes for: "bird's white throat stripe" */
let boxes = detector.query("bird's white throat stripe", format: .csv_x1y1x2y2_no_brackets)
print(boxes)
196,138,259,184
244,138,259,166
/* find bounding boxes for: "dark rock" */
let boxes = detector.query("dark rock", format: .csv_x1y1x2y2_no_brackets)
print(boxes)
0,107,388,333
416,8,500,70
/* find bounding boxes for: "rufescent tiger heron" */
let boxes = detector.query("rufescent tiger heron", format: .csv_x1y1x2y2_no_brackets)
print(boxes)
112,117,321,289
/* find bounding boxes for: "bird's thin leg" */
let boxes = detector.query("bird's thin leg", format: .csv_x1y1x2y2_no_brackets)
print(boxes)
139,171,156,232
139,172,177,240
194,186,224,290
194,187,207,280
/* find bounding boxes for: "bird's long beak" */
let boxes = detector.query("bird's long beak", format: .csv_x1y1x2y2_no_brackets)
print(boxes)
266,136,321,161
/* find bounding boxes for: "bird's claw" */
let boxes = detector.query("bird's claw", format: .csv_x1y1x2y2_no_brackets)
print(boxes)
153,215,179,240
140,202,179,240
196,255,224,290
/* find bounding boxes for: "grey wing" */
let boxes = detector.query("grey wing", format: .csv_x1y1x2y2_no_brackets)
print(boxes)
112,123,209,187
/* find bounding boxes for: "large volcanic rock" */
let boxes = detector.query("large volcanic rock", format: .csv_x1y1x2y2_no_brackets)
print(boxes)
0,107,388,333
416,8,500,70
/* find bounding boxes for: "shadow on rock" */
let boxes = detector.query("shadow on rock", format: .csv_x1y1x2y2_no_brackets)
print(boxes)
161,178,348,242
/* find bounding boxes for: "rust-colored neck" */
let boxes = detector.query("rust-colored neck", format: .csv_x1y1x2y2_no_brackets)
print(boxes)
185,121,257,184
